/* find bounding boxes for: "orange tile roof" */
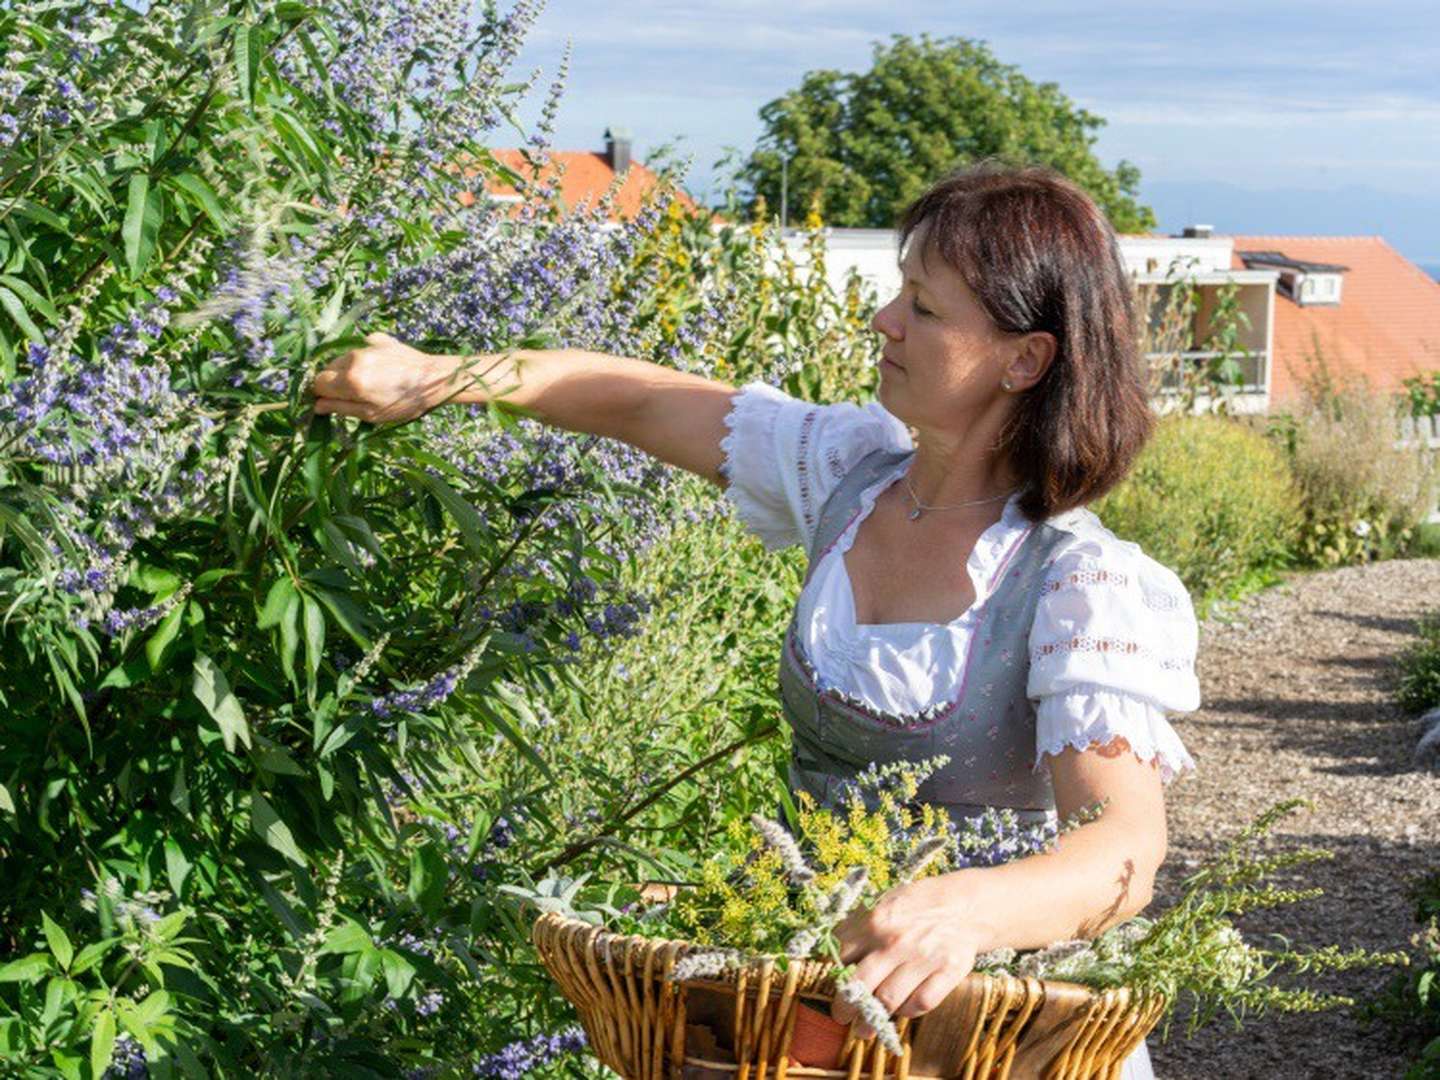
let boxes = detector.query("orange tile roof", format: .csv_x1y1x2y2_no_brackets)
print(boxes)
456,149,698,221
1228,236,1440,405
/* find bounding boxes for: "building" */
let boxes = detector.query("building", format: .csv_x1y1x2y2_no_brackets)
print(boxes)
463,127,698,220
1228,236,1440,406
782,224,1440,413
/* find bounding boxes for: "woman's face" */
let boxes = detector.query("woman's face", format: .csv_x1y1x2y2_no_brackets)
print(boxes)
870,221,1018,433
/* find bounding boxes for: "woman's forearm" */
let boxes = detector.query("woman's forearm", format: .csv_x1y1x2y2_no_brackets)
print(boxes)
313,336,738,482
446,348,696,440
954,811,1165,953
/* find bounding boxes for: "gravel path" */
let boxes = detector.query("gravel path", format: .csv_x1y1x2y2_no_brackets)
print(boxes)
1150,559,1440,1079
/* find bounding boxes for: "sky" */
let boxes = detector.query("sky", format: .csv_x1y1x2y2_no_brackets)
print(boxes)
511,1,1440,268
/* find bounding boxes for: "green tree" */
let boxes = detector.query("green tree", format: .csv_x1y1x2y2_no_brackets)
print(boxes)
740,34,1155,232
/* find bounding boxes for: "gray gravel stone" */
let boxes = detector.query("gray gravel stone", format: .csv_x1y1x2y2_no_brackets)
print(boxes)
1416,707,1440,769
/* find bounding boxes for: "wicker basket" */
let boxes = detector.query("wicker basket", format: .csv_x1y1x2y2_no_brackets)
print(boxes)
533,913,1166,1080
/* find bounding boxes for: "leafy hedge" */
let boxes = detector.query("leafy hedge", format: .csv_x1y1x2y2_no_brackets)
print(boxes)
1093,414,1302,607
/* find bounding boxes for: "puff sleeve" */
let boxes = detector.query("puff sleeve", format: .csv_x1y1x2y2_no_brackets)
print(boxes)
719,382,912,552
1026,533,1199,783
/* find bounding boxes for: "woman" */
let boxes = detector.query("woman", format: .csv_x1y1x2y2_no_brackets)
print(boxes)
312,162,1197,1076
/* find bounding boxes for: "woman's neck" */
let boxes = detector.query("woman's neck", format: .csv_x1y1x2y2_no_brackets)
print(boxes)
907,422,1020,508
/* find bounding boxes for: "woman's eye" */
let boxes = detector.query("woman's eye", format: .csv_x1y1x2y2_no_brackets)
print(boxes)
911,298,931,317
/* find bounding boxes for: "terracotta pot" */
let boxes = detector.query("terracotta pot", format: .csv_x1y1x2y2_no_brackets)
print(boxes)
787,1001,849,1069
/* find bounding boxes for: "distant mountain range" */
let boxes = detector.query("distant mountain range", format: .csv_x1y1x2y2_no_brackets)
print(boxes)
1139,179,1440,273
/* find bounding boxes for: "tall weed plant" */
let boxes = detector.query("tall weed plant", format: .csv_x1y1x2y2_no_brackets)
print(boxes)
1268,353,1437,566
1093,415,1301,607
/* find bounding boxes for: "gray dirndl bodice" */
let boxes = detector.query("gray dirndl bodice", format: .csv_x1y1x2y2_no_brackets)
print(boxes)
780,448,1072,826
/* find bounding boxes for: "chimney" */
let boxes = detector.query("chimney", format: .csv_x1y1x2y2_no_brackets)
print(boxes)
1181,224,1214,239
604,126,632,175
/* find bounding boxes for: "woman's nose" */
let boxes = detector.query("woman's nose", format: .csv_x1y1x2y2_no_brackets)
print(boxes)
872,296,903,340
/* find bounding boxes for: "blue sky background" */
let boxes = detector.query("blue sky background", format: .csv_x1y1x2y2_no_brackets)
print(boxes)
512,1,1440,269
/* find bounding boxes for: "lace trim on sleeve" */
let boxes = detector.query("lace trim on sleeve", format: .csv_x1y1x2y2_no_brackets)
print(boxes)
718,387,800,551
1040,565,1190,616
1031,634,1195,674
795,406,821,535
1033,687,1196,784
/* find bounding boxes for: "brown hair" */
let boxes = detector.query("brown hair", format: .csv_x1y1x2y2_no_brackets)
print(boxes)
898,161,1154,521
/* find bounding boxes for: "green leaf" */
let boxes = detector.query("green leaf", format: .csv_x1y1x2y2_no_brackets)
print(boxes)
234,24,260,103
250,791,307,866
301,593,324,706
121,173,162,279
129,564,182,595
7,197,70,233
257,577,297,629
90,1009,116,1079
309,585,372,648
473,699,552,781
164,839,192,898
41,912,72,972
0,285,43,342
379,949,415,1000
278,590,301,688
129,989,170,1030
70,938,119,976
0,953,51,983
255,744,306,776
145,601,186,671
318,919,371,956
192,653,251,752
194,568,238,593
170,173,228,229
0,275,58,322
406,845,448,917
411,471,488,558
0,781,14,815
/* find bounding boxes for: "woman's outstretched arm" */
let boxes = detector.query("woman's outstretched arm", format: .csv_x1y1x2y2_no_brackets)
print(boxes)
311,332,737,485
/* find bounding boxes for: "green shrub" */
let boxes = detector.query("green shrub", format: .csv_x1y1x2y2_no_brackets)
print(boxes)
1093,415,1301,606
1398,616,1440,715
1365,871,1440,1079
1268,363,1438,567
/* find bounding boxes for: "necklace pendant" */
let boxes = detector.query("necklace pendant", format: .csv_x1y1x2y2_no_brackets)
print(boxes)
907,507,923,521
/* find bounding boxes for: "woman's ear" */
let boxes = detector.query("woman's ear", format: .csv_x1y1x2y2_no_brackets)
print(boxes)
1004,331,1058,391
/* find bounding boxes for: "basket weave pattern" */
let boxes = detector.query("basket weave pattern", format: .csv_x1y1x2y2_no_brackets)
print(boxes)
533,913,1166,1080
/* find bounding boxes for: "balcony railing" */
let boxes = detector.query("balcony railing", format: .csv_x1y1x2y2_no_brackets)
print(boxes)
1146,349,1268,395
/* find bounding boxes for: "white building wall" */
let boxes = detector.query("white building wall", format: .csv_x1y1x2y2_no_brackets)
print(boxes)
781,229,1248,297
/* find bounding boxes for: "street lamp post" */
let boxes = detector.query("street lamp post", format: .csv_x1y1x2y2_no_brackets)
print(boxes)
780,155,788,231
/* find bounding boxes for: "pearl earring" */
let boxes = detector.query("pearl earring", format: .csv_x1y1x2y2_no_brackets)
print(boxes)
1001,378,1014,392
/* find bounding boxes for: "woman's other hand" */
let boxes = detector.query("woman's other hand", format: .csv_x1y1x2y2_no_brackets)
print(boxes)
830,873,986,1035
312,332,478,423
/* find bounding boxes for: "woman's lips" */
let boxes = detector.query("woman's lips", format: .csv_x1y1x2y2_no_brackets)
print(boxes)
882,354,905,372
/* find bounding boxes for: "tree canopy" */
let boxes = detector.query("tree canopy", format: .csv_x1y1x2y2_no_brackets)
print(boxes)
739,34,1156,234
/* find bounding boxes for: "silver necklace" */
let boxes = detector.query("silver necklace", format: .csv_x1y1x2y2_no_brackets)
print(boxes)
901,475,1015,521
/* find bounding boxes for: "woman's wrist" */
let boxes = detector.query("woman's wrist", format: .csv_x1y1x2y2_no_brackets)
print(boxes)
934,869,1006,953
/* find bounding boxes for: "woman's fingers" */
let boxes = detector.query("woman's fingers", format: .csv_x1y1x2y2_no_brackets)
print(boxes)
830,949,897,1028
310,367,357,399
871,960,933,1019
313,397,380,421
895,967,964,1019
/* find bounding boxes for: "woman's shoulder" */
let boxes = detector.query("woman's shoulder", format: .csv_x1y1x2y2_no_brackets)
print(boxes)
722,383,912,551
1042,506,1186,601
1027,505,1200,712
1033,506,1193,618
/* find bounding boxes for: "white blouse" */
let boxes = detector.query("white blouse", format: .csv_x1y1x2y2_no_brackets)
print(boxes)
720,382,1198,783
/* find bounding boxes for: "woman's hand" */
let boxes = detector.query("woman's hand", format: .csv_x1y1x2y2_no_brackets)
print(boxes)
830,873,989,1034
312,332,479,423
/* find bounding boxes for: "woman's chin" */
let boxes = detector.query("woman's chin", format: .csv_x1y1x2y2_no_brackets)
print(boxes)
876,365,906,409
